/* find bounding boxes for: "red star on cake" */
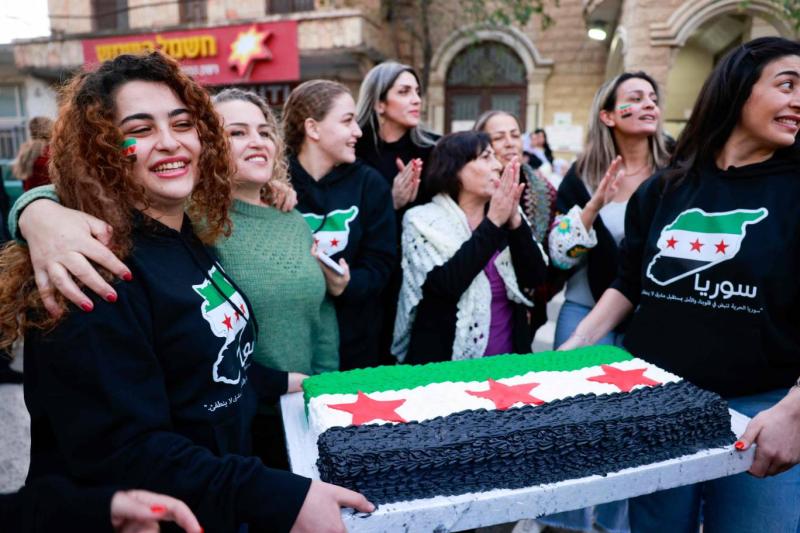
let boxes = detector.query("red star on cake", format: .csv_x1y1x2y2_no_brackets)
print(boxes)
466,378,544,410
328,391,407,425
666,236,678,249
715,240,729,254
228,26,273,77
586,364,661,392
690,238,704,252
222,314,233,330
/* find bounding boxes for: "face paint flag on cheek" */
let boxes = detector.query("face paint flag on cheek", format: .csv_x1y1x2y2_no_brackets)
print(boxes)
618,104,633,119
120,138,137,161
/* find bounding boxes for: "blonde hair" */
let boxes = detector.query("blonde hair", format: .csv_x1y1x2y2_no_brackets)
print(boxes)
576,72,669,191
212,88,291,205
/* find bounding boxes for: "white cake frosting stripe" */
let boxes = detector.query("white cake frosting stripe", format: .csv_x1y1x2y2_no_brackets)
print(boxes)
307,358,681,439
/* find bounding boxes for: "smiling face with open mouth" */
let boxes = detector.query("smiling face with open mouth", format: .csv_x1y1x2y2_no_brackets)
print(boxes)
115,80,201,221
216,99,277,188
736,54,800,151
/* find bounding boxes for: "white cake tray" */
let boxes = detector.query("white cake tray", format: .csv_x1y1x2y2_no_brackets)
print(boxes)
281,391,754,532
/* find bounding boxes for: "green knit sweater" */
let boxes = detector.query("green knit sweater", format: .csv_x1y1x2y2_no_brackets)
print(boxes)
8,189,339,375
215,200,339,375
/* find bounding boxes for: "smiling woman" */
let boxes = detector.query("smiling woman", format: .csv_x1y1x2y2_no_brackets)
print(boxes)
392,131,548,364
283,80,397,371
0,52,373,532
561,36,800,532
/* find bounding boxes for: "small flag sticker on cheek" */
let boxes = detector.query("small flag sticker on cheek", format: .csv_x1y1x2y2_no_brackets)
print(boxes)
618,104,633,118
120,138,137,160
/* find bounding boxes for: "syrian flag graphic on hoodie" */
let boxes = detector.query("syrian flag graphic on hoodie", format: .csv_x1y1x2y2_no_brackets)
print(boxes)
646,208,768,286
303,207,359,257
193,266,252,385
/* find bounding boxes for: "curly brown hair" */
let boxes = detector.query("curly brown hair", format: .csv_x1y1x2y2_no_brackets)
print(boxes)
212,88,291,205
282,79,350,156
0,51,234,350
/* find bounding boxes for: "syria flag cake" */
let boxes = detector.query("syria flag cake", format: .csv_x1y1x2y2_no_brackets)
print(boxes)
303,346,735,504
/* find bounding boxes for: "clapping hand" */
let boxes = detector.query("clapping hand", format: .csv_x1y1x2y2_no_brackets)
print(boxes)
581,155,623,230
487,157,525,229
391,157,423,210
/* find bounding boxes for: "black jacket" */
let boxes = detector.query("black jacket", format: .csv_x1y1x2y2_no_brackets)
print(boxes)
24,215,310,533
290,157,396,370
614,152,800,396
0,477,116,533
406,217,548,364
355,125,438,206
555,164,621,303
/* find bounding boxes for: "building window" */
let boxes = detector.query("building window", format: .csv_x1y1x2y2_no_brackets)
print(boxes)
266,0,315,15
445,42,527,133
93,0,129,31
180,0,207,24
0,85,26,160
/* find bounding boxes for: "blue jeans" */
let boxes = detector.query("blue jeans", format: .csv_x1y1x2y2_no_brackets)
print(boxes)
629,388,800,533
539,300,629,533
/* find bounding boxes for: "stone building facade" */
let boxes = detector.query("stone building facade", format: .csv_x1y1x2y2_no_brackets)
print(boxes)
4,0,797,159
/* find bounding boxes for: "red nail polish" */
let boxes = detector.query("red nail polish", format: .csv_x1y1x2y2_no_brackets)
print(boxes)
80,302,93,312
151,505,166,514
735,440,745,450
122,271,133,281
106,293,117,303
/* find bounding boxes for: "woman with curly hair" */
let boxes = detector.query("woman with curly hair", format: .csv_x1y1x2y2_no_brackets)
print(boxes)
0,52,371,532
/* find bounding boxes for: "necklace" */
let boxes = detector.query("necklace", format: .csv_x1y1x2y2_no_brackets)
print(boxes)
623,161,652,177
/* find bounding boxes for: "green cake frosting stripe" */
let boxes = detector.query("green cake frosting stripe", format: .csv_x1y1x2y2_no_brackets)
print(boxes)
303,346,632,404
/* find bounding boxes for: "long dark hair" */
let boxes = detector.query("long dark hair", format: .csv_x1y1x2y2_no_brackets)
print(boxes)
533,128,554,164
665,37,800,184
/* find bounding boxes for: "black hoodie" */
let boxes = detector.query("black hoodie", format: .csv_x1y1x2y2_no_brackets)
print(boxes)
290,157,396,370
24,214,310,533
613,152,800,397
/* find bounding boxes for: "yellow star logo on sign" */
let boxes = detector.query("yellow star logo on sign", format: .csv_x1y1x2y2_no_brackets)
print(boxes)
228,26,273,77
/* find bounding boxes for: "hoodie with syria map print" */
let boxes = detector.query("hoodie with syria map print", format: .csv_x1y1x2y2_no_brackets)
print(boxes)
24,214,311,533
613,151,800,397
290,156,396,370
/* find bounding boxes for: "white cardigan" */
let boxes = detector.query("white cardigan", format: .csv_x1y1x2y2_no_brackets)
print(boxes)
392,194,538,362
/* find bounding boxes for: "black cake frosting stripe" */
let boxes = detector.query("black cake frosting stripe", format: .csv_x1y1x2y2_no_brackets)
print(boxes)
316,381,735,504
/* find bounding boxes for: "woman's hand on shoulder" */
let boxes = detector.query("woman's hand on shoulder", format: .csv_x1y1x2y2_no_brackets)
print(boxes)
487,158,525,228
738,386,800,477
18,199,130,317
270,180,298,212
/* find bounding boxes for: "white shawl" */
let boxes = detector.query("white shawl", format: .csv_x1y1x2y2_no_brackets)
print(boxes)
392,194,537,362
